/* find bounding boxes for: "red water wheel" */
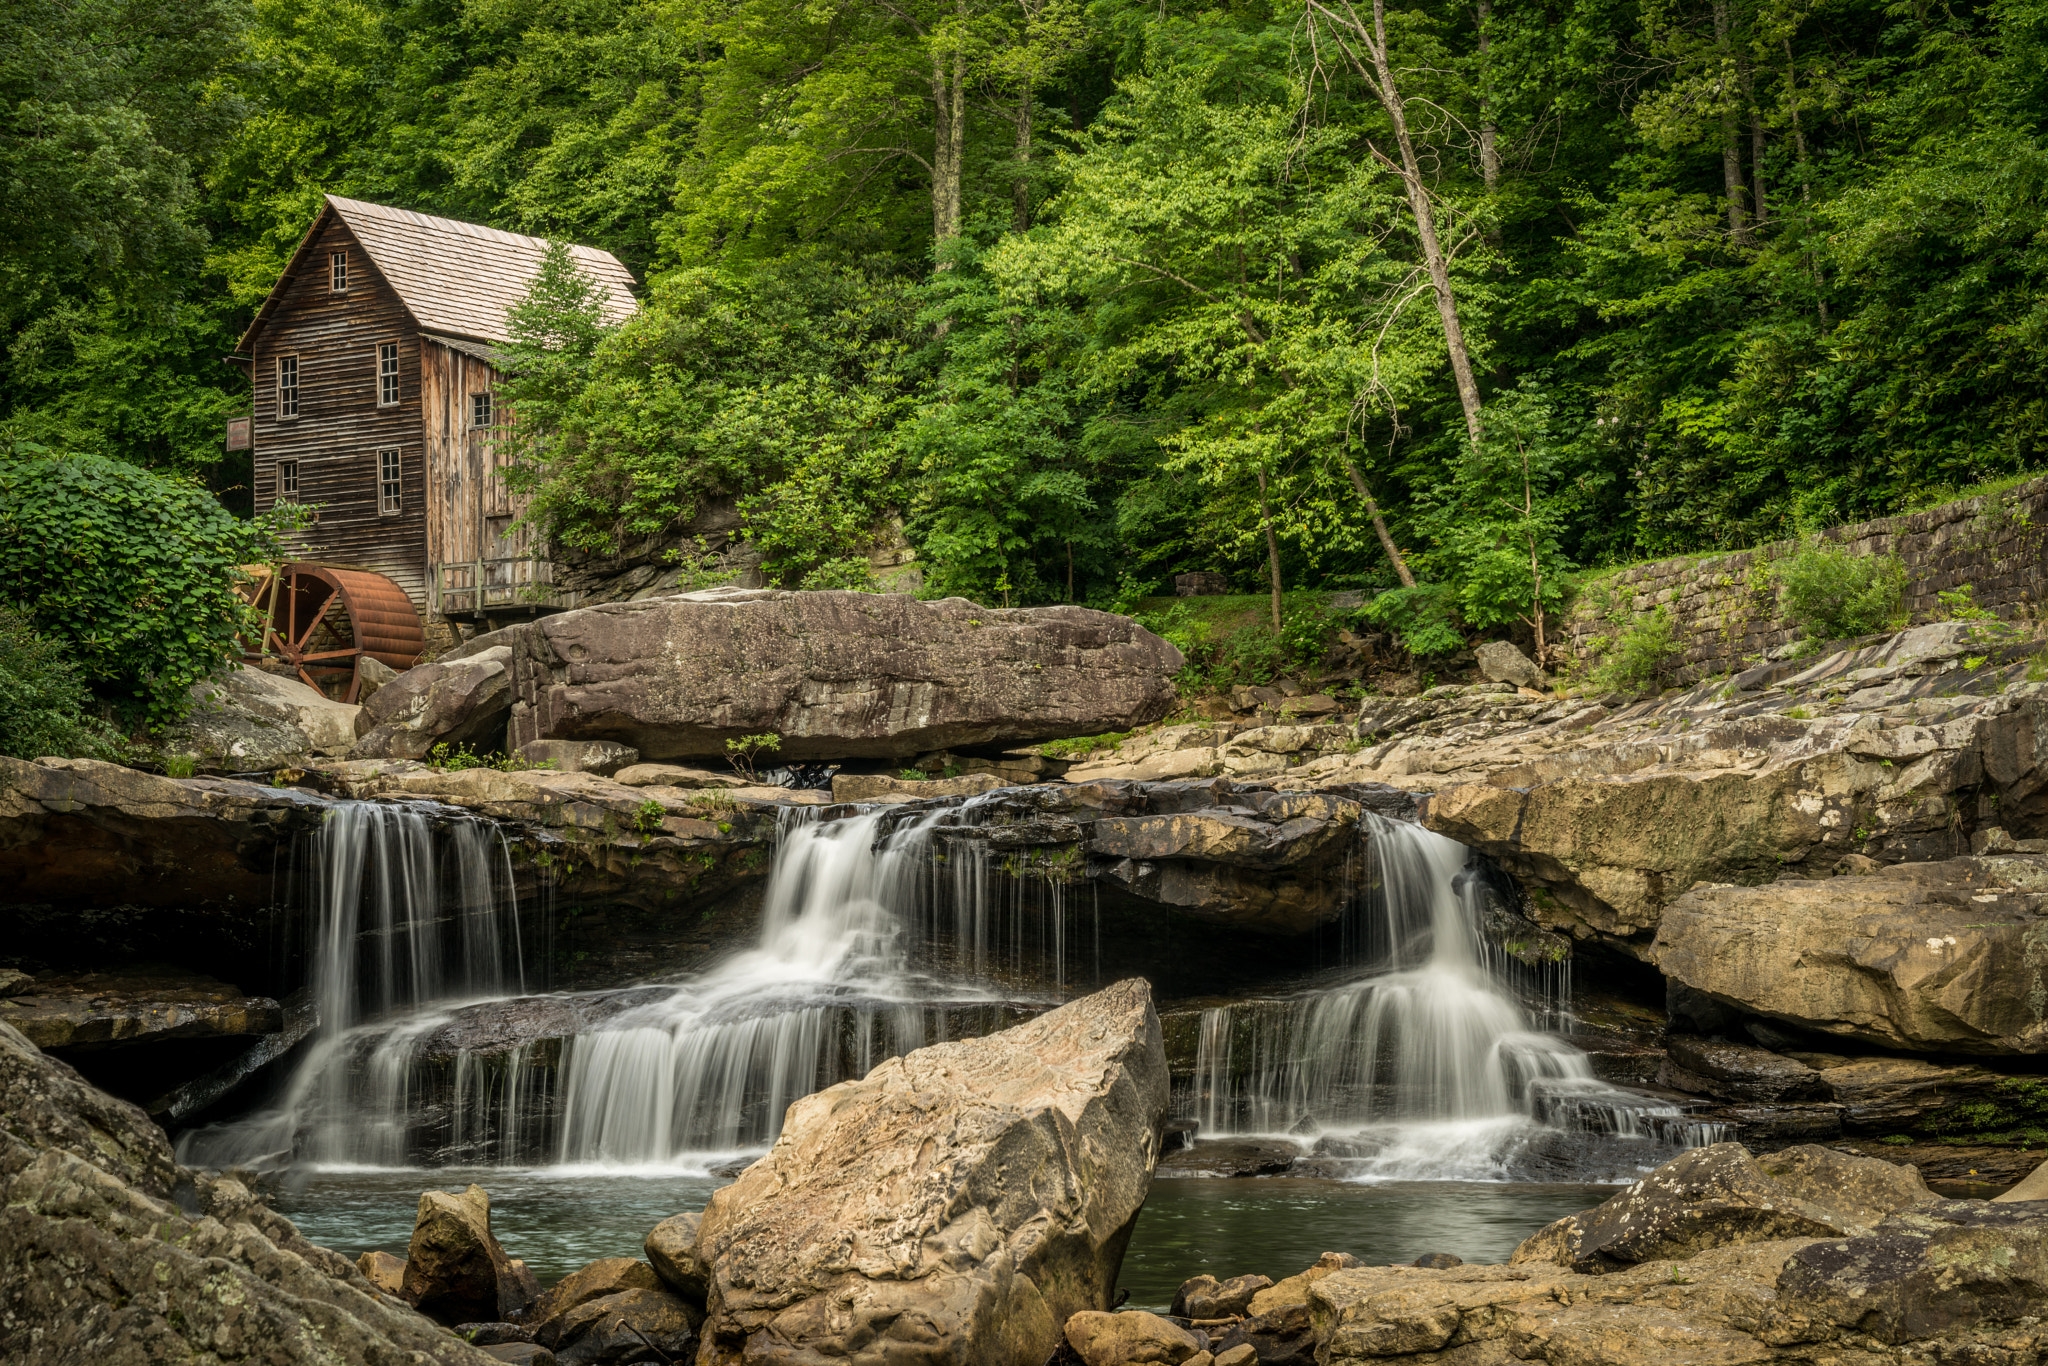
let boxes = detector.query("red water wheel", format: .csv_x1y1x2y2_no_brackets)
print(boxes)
240,562,426,703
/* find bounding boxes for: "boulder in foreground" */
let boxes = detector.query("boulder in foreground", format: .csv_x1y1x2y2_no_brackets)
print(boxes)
693,977,1170,1365
501,588,1185,760
0,1019,493,1365
1309,1141,2048,1366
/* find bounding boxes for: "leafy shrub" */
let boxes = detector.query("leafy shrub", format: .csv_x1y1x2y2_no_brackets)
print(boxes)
1938,584,1997,621
726,732,781,780
1589,607,1678,692
0,604,126,760
1771,541,1907,643
1364,583,1465,658
425,742,554,772
0,448,297,728
799,557,879,591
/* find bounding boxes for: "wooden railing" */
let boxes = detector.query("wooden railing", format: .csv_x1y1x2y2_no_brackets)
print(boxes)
430,556,579,617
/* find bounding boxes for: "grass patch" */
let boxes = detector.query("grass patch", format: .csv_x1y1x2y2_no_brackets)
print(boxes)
1038,731,1130,761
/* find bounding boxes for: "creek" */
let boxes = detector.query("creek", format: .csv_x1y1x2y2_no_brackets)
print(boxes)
179,792,1707,1278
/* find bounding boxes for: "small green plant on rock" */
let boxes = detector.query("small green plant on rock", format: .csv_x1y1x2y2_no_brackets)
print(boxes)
425,742,554,772
162,753,198,779
1939,585,1998,621
634,799,666,837
726,732,781,781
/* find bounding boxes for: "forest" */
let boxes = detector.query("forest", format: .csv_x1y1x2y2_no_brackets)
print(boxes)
7,0,2048,639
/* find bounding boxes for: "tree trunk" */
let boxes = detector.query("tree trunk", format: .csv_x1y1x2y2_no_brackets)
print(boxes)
1712,0,1752,244
1344,459,1417,587
1739,41,1765,226
1012,84,1033,232
1328,0,1487,448
1257,469,1284,630
1475,0,1499,192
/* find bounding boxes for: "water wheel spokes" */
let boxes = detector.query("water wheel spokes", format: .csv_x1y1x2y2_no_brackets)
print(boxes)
236,562,427,703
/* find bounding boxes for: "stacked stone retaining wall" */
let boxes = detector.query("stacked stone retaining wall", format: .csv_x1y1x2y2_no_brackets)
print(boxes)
1560,476,2048,685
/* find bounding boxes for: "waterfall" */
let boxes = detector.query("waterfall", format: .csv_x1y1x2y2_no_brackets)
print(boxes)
546,810,1012,1165
180,795,1700,1181
178,803,540,1170
1187,815,1703,1180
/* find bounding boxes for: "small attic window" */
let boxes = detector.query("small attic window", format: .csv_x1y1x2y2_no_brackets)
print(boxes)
331,250,348,292
471,391,493,429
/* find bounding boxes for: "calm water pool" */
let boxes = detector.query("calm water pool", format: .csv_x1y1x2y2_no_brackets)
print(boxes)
1117,1177,1612,1310
271,1167,1614,1308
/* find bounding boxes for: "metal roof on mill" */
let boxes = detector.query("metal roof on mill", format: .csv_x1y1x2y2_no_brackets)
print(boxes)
237,194,638,351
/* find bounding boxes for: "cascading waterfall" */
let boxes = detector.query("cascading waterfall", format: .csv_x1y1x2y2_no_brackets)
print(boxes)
179,803,539,1169
1187,814,1706,1180
546,809,1018,1165
181,794,1702,1182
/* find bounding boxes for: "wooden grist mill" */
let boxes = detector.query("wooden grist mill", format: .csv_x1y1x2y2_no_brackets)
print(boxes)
239,562,426,703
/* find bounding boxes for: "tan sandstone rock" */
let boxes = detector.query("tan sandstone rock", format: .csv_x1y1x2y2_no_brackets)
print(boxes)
353,645,516,760
1652,857,2048,1052
358,1249,409,1296
1064,1309,1203,1365
643,1211,707,1303
693,978,1170,1366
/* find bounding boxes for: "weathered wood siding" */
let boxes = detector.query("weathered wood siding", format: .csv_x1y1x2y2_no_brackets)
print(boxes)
251,215,429,606
420,340,526,572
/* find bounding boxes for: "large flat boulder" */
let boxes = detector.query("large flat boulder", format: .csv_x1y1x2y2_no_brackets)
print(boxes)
0,1019,495,1364
498,588,1183,761
693,978,1170,1366
1652,857,2048,1052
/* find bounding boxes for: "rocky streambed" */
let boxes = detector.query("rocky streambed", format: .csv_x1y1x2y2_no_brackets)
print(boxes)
15,593,2048,1362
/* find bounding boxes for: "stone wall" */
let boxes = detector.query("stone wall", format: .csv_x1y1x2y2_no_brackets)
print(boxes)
1560,476,2048,685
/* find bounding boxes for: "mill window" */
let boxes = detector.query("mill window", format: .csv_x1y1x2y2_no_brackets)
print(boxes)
378,342,400,406
330,250,348,292
378,448,402,515
276,355,299,419
471,390,493,429
278,460,299,499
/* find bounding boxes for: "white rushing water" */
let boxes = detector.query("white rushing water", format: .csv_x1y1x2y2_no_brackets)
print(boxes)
180,797,1701,1181
1188,814,1704,1180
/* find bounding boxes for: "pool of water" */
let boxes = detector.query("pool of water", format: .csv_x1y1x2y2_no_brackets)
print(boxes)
272,1168,733,1283
1118,1177,1614,1310
271,1167,1615,1304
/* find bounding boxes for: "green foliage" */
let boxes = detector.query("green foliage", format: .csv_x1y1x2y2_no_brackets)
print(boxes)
1036,731,1129,761
0,449,294,727
18,0,2048,632
1365,585,1466,659
1939,585,1999,622
0,604,126,760
725,732,781,781
1589,608,1679,693
1771,542,1909,644
424,743,555,773
1134,593,1350,688
1925,1078,2048,1140
634,799,665,837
